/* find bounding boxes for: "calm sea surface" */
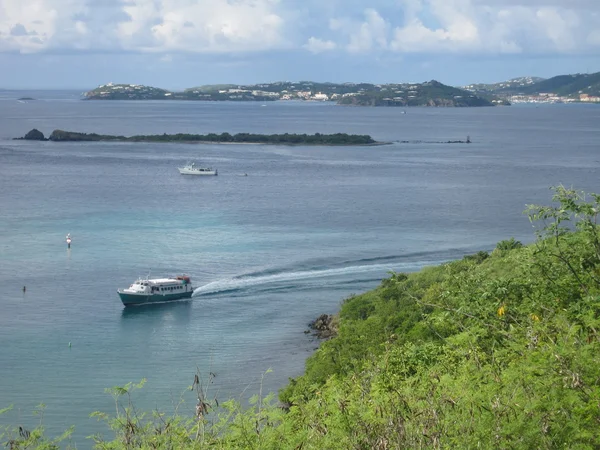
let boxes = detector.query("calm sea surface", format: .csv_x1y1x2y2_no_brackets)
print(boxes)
1,91,599,445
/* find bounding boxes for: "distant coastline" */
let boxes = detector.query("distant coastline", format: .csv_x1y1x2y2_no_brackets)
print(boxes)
82,80,506,107
15,129,386,146
79,71,600,106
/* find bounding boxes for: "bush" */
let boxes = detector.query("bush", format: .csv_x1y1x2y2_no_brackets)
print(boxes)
495,237,523,251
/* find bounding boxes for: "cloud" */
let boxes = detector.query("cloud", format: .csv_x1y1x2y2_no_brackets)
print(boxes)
131,0,286,53
0,0,599,57
304,37,336,53
346,9,389,53
314,0,600,55
0,0,287,53
10,23,36,36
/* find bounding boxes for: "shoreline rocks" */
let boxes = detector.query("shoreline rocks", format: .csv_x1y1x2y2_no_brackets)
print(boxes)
308,314,338,339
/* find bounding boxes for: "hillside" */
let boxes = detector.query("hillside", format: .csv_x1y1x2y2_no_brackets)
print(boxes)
463,76,545,94
464,72,600,99
83,83,170,100
4,186,600,448
513,71,600,97
83,80,506,106
337,80,504,106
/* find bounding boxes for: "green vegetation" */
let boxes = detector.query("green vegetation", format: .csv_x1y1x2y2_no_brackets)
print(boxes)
84,84,171,100
505,72,600,97
18,129,378,146
464,76,545,94
83,80,506,106
4,185,600,448
337,80,500,107
495,237,523,251
467,72,600,98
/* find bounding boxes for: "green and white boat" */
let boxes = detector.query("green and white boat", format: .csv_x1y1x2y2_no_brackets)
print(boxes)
117,275,193,306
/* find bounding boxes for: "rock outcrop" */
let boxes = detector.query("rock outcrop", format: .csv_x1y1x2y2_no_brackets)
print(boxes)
20,129,46,140
308,314,338,339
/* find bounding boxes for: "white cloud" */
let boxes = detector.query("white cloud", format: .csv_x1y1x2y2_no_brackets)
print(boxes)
118,0,269,52
304,37,336,53
0,0,599,57
534,7,579,52
0,0,287,53
314,0,600,55
140,0,285,53
320,8,390,54
0,0,61,53
346,9,389,53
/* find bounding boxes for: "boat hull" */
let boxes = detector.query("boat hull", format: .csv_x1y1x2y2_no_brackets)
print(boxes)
118,290,193,306
178,168,217,176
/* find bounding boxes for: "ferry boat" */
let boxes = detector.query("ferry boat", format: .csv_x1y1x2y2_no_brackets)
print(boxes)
117,275,194,306
178,162,217,176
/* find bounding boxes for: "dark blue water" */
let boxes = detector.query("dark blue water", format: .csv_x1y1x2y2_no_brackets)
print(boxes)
1,92,599,445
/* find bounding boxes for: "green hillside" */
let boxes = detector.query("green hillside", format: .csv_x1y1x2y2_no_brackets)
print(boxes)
4,186,600,448
463,76,545,95
84,83,171,100
84,80,506,106
496,72,600,97
338,80,503,106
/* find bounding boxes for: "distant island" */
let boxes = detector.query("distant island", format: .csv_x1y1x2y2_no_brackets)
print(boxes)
16,129,382,146
83,80,508,107
463,71,600,104
17,97,36,101
81,71,600,106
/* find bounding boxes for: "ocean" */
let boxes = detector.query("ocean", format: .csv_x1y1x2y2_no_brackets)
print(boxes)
1,91,599,445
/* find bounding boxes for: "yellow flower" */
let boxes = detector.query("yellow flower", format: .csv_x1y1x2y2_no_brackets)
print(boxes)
531,314,540,322
497,305,506,317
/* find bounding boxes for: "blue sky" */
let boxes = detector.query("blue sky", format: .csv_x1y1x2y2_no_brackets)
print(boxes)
0,0,599,89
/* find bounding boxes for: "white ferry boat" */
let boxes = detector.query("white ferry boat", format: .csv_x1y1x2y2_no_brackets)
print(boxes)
117,275,193,306
178,162,217,176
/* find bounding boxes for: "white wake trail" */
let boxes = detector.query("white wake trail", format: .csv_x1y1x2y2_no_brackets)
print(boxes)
192,260,432,297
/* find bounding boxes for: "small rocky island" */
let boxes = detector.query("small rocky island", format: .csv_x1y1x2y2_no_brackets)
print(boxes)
16,129,381,146
19,128,46,140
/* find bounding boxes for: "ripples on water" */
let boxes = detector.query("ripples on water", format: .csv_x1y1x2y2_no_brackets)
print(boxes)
0,94,599,444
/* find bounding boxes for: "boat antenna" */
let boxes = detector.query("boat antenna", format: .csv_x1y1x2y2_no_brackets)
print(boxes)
146,269,151,280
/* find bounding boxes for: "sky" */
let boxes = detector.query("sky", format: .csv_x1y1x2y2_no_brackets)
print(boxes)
0,0,599,89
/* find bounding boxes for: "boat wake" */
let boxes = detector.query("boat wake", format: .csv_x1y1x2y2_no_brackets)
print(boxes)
192,251,455,298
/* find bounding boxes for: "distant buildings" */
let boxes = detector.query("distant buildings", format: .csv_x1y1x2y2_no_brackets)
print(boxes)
580,93,600,102
509,93,575,104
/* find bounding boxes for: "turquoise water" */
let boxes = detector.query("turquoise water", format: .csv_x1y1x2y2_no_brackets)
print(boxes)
1,94,599,445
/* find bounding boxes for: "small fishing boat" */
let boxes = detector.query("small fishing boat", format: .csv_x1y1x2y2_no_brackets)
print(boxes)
117,275,194,306
178,162,217,176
